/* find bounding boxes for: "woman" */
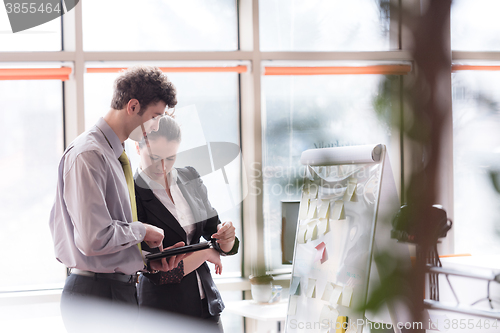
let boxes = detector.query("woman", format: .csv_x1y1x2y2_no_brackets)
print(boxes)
134,116,239,330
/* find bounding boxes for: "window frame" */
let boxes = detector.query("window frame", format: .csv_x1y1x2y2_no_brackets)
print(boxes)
1,0,485,289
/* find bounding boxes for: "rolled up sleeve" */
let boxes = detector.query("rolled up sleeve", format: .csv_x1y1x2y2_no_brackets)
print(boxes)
64,151,145,257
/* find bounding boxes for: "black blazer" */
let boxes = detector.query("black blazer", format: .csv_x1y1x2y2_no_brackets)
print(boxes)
134,166,239,317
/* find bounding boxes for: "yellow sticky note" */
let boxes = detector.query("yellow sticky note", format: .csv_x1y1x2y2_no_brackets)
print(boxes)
307,199,318,219
341,286,353,307
331,200,346,220
343,178,358,202
306,278,316,298
306,219,318,241
318,199,330,218
336,316,348,333
318,218,329,235
290,276,301,296
288,295,298,315
322,282,334,301
297,225,307,244
298,192,310,220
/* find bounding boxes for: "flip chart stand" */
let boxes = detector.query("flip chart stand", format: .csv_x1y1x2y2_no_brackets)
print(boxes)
285,144,410,333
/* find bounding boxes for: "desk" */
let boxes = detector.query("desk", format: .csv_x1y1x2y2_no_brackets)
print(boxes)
225,299,288,333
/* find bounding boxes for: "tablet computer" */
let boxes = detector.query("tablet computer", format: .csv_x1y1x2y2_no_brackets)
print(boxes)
145,241,211,261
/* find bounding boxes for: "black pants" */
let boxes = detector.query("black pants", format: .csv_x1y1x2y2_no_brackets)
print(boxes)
201,297,224,332
60,274,138,333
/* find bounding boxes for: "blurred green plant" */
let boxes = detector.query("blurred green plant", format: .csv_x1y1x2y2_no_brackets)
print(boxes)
363,1,454,331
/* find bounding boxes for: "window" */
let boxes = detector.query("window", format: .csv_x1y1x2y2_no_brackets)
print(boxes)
259,0,391,51
262,73,396,270
82,0,238,51
0,78,65,290
451,0,500,51
0,6,61,51
452,70,500,255
451,0,500,256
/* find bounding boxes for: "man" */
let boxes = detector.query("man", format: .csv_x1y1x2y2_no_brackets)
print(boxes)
49,66,183,331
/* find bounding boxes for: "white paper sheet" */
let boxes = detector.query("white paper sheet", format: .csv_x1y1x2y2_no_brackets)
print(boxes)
318,218,329,235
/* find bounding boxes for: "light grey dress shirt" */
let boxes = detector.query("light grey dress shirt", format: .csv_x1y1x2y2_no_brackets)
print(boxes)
49,117,146,275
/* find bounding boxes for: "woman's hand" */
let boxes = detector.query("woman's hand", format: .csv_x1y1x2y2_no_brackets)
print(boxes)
205,248,223,275
211,221,236,253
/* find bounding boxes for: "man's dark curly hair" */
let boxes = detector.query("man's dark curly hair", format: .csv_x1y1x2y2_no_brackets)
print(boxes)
110,66,177,115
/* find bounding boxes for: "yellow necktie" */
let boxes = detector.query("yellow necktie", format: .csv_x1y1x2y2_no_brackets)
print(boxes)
118,151,143,257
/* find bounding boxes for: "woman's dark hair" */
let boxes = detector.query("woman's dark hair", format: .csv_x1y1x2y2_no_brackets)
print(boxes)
138,116,181,149
111,66,177,114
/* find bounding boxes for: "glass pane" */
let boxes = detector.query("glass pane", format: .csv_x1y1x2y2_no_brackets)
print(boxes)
84,69,242,276
452,71,500,255
259,0,390,51
262,74,395,270
0,79,65,290
82,0,238,51
0,6,61,51
451,0,500,51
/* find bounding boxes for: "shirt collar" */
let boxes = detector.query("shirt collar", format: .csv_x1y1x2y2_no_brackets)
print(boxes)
95,117,123,159
169,168,178,184
137,167,178,190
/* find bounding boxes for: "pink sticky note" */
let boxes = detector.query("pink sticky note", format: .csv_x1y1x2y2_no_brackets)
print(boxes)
321,247,328,264
315,242,328,264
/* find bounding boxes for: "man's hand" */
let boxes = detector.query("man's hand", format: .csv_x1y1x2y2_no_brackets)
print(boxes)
211,221,236,253
149,241,190,272
142,223,164,249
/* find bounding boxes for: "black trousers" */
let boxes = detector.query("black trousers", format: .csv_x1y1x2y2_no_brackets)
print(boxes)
201,297,224,332
60,274,138,333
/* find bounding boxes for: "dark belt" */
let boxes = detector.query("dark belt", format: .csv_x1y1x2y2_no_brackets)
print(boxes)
71,268,138,284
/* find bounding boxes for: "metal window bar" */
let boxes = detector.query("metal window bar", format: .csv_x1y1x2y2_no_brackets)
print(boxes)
424,264,500,319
